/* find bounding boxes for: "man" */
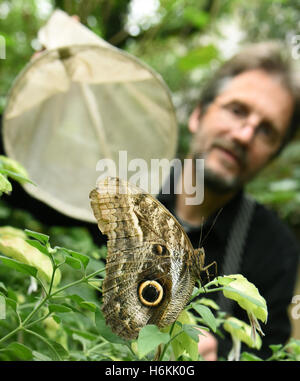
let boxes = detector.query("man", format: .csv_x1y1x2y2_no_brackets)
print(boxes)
157,41,300,360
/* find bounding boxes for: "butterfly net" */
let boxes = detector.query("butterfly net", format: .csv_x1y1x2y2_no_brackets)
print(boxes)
2,10,178,222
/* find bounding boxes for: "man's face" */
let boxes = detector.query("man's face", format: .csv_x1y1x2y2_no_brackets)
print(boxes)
189,69,294,193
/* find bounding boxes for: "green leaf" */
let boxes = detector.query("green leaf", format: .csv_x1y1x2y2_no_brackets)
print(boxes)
64,255,82,269
95,307,127,345
223,317,262,349
163,310,199,361
72,333,89,351
0,255,37,277
178,44,218,71
25,229,49,245
7,288,18,302
67,328,98,342
240,352,263,361
197,297,219,310
25,239,49,256
0,226,27,239
0,281,7,292
216,275,236,286
48,304,72,313
5,297,17,312
0,169,35,186
66,294,85,304
221,275,268,323
32,351,52,361
0,235,61,285
59,248,89,269
48,340,69,360
3,342,33,360
0,173,12,194
182,324,202,342
269,344,283,354
137,325,170,359
68,294,85,303
61,302,81,313
0,155,31,185
285,339,300,356
80,301,97,312
223,286,266,308
183,8,209,29
191,303,217,332
52,314,61,324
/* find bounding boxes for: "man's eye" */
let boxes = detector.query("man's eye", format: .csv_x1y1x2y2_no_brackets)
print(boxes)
257,123,278,142
259,124,271,135
226,103,248,117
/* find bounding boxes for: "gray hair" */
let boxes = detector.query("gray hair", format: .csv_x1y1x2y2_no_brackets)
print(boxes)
198,41,300,151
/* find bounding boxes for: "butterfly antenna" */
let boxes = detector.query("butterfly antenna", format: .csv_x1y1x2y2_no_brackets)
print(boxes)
199,207,223,247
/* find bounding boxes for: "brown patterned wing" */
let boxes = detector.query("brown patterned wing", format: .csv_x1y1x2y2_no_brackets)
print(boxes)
89,177,197,340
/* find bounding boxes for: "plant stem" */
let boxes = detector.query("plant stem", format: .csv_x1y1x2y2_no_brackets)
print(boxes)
51,268,105,297
25,312,51,329
189,286,225,305
87,283,102,293
37,277,48,296
48,267,57,296
200,286,225,293
158,322,181,361
22,295,49,326
126,342,138,359
159,330,184,361
50,277,87,297
85,342,107,356
24,328,61,361
0,325,22,345
86,268,106,278
0,309,51,346
0,266,105,347
47,250,58,296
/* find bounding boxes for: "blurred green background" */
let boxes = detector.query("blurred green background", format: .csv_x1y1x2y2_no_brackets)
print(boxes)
0,0,300,332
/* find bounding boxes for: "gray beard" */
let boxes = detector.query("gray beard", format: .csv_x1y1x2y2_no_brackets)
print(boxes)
192,152,243,194
204,166,242,194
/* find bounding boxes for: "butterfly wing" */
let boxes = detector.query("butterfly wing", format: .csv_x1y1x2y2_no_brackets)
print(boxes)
89,177,196,339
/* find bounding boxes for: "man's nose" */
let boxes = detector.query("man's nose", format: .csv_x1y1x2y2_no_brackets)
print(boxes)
231,114,260,145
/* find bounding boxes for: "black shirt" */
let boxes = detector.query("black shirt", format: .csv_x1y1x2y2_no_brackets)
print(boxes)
157,173,300,359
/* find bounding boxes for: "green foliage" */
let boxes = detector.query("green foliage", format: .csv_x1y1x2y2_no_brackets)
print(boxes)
0,156,33,196
240,339,300,361
0,219,299,361
0,227,108,361
137,325,170,359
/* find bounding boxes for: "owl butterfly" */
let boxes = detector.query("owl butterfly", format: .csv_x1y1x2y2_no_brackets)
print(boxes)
89,177,216,340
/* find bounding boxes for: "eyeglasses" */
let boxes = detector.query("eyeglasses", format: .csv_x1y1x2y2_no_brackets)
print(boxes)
215,100,282,148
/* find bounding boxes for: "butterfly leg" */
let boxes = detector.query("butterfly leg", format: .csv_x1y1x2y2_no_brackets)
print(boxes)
201,260,218,284
199,261,218,295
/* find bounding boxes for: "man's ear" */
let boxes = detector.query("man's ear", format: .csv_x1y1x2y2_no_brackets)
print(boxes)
188,106,202,133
